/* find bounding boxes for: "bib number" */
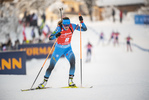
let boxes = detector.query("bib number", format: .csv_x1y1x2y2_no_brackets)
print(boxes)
65,38,70,42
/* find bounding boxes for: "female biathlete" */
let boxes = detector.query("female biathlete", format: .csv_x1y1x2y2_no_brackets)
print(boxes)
38,16,87,88
126,35,133,52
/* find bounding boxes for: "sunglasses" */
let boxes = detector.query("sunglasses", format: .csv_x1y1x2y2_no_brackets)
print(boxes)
63,24,70,27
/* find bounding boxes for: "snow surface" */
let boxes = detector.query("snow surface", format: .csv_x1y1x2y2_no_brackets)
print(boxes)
0,18,149,100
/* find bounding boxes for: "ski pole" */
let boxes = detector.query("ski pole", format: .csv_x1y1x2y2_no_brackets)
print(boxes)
30,8,63,89
59,7,63,21
30,39,57,89
79,13,83,87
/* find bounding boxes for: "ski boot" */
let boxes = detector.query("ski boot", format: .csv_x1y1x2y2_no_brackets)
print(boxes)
38,77,48,88
68,75,76,87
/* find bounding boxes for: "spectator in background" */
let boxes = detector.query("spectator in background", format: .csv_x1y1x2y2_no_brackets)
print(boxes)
2,45,7,51
42,24,51,38
26,13,31,26
120,10,123,23
14,39,20,50
41,13,46,23
38,13,46,36
1,35,13,51
42,24,53,43
22,10,27,25
31,13,38,27
6,38,13,50
0,42,2,51
31,27,36,40
112,8,115,22
3,34,13,50
1,42,7,51
22,24,27,43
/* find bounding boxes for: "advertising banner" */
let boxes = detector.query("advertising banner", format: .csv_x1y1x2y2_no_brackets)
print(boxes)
18,43,54,59
135,15,149,24
0,51,26,75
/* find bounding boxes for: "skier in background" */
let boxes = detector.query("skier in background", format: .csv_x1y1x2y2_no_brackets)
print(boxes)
108,31,115,45
86,42,93,62
126,35,133,52
98,31,104,45
38,16,87,88
114,31,120,46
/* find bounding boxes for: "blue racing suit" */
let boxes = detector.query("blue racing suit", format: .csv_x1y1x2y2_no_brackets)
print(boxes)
44,22,87,79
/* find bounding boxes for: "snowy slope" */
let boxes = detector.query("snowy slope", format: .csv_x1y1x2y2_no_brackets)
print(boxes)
0,18,149,100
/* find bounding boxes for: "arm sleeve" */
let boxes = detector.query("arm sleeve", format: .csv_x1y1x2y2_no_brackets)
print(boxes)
49,26,61,40
72,22,87,31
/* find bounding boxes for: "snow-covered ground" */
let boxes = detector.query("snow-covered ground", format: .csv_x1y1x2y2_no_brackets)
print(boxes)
0,18,149,100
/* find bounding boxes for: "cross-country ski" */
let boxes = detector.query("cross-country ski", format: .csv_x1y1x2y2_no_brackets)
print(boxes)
21,86,93,92
21,87,51,92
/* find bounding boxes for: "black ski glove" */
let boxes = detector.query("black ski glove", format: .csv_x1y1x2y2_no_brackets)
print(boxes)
56,32,61,38
79,16,83,22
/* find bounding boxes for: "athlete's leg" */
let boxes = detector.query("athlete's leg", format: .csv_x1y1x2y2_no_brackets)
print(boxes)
64,47,76,86
64,48,75,76
44,45,64,78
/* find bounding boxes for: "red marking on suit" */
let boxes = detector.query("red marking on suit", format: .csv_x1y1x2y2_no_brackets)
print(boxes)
57,24,73,45
87,44,92,50
127,37,131,41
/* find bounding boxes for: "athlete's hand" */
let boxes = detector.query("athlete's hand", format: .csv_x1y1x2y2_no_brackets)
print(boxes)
56,32,61,38
79,16,83,23
49,35,53,40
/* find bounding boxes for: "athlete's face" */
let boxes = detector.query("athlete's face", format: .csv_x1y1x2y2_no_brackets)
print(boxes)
63,24,70,30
